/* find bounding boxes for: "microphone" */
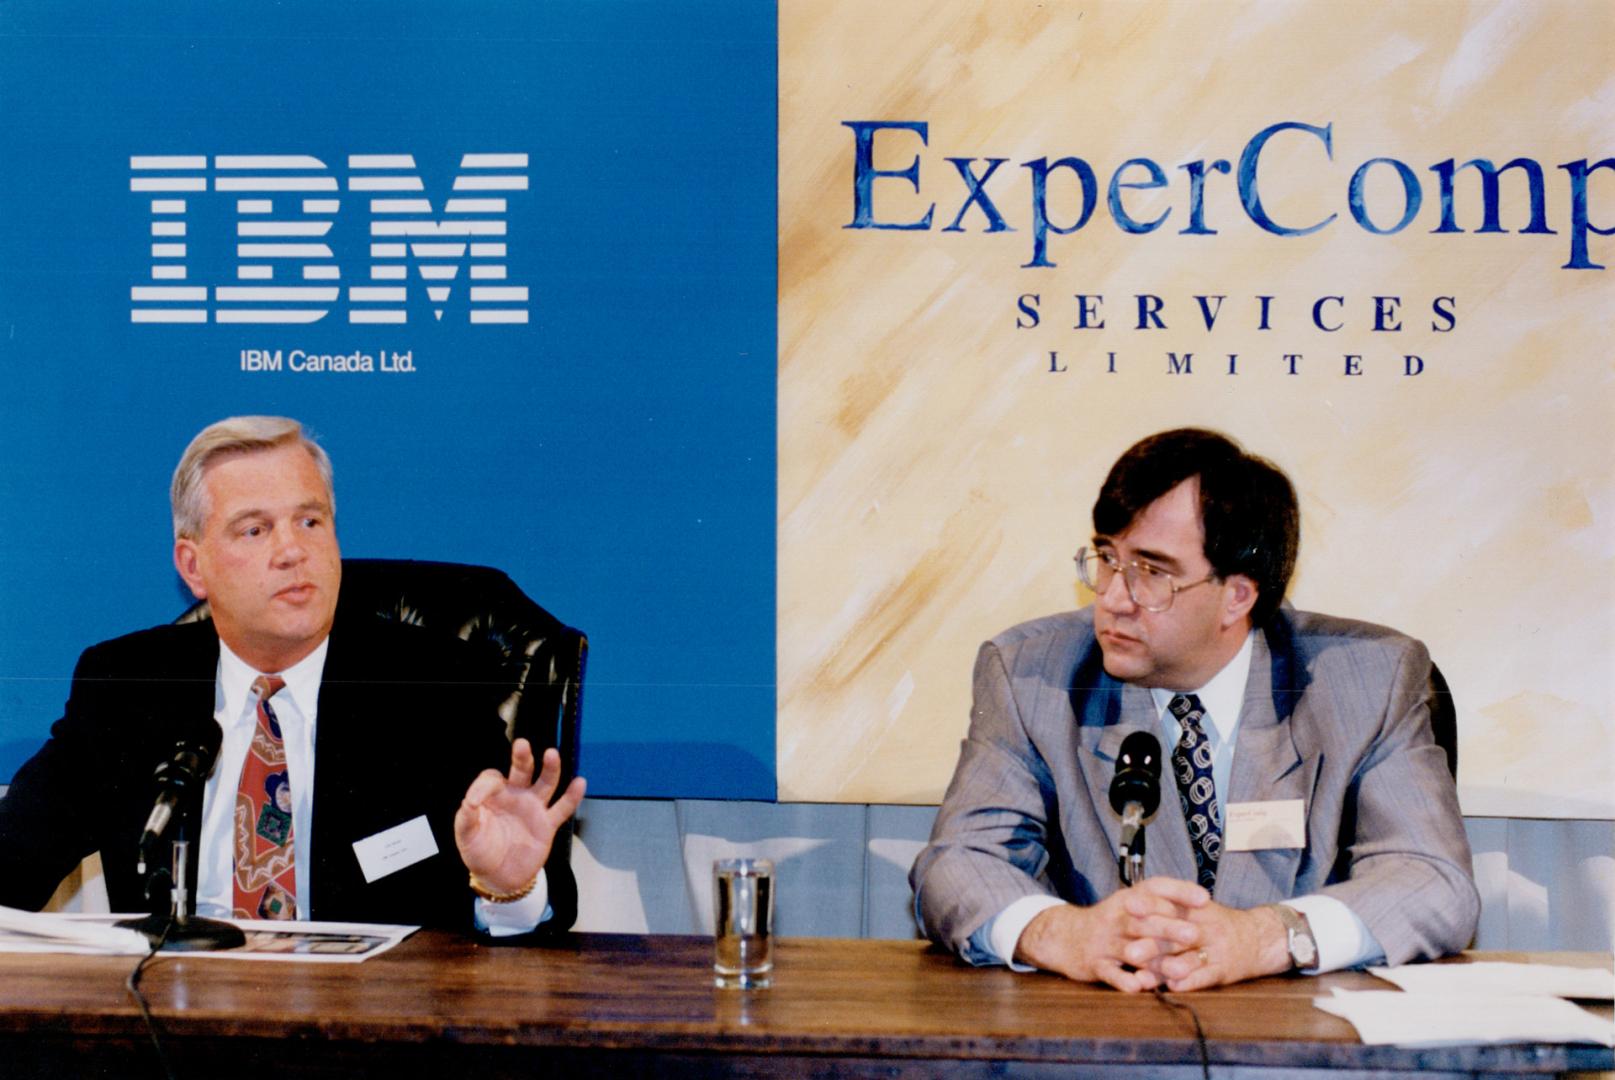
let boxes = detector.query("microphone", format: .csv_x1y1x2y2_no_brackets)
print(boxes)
122,717,245,952
1108,730,1162,884
136,719,224,869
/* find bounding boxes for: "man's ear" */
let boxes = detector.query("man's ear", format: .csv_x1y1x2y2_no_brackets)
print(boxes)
174,539,208,600
1222,574,1258,627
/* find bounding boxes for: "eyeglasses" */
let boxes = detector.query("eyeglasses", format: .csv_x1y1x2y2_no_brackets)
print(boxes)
1074,546,1217,613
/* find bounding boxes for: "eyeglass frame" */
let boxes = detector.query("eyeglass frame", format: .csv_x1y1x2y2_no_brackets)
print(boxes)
1074,545,1219,614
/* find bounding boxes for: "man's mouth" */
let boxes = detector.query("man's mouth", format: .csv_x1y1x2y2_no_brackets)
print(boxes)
274,582,316,603
1098,627,1142,648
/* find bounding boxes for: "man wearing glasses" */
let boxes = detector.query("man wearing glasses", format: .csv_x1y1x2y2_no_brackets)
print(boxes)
911,428,1477,991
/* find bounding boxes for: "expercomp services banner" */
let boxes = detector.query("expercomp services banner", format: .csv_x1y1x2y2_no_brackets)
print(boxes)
778,0,1613,815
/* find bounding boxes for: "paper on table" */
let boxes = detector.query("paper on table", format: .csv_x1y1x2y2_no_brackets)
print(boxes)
1369,961,1615,1000
0,904,150,955
176,917,418,962
0,907,417,962
1314,988,1615,1048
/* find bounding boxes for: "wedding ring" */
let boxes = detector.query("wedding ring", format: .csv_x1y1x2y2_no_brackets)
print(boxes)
1197,948,1210,966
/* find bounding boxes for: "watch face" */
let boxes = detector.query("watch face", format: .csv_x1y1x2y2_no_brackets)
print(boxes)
1291,928,1318,967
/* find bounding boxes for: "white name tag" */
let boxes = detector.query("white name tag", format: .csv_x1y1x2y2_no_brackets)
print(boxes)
351,815,439,883
1224,799,1305,851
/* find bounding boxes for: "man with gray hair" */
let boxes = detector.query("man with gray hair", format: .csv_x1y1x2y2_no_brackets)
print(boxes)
0,416,583,935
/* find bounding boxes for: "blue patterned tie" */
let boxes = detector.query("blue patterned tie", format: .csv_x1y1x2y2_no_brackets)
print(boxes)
1168,693,1221,891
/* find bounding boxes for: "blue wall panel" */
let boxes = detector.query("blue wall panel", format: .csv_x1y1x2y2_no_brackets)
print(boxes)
0,1,778,798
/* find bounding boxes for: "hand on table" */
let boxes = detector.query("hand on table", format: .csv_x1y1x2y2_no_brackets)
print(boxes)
1146,899,1291,991
453,738,586,894
1014,878,1293,992
1014,877,1208,992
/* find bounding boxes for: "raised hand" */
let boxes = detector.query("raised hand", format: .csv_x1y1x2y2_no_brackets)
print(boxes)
453,739,586,895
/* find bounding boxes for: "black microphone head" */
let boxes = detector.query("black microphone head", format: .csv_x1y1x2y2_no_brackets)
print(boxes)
140,718,225,858
152,718,224,791
1108,730,1162,818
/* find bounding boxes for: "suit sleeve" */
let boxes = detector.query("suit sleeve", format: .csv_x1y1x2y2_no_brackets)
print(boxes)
0,646,116,911
1310,637,1479,964
442,645,577,938
910,641,1065,962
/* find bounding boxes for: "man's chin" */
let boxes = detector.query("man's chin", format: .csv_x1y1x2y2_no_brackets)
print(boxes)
258,615,335,660
1098,648,1141,681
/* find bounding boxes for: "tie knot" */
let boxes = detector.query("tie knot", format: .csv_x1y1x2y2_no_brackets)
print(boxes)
252,674,286,702
1168,693,1204,725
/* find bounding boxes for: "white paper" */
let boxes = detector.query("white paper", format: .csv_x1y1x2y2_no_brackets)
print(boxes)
1369,961,1615,1001
178,917,419,962
0,904,151,955
0,909,417,963
1314,988,1615,1048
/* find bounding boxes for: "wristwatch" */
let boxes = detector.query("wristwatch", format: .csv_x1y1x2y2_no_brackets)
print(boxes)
1268,904,1318,971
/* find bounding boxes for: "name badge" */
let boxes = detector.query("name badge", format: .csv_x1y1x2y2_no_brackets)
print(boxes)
1224,799,1305,851
352,815,439,883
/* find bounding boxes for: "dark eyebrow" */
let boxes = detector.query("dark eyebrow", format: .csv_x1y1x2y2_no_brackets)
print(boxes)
1130,547,1186,573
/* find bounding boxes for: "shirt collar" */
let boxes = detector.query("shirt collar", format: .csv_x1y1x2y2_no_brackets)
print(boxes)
1149,629,1256,743
216,635,330,727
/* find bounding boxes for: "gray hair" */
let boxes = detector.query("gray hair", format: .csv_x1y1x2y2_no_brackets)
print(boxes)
171,416,335,539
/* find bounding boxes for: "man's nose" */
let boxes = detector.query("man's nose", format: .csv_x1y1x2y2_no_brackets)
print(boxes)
1097,568,1137,613
270,526,306,566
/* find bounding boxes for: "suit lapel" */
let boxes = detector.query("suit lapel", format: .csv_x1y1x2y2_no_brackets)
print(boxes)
309,623,365,912
1074,660,1197,889
1218,618,1312,907
121,624,220,908
307,619,434,917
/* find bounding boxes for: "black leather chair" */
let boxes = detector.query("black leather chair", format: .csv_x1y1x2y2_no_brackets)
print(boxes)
1430,663,1458,780
177,556,587,829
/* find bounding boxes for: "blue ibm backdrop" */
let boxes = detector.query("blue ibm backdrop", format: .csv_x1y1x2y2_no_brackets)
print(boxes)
0,2,778,797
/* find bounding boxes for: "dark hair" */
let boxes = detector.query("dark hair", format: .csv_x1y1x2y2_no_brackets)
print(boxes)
1092,428,1298,626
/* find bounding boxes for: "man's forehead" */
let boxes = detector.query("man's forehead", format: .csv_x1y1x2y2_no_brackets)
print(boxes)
1096,480,1205,555
200,445,330,509
201,440,305,474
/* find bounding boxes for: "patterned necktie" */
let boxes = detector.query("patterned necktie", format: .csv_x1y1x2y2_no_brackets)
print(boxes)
1168,693,1221,892
234,674,298,920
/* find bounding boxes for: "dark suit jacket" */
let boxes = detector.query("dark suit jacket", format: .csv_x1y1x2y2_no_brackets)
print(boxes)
0,612,578,933
911,607,1478,967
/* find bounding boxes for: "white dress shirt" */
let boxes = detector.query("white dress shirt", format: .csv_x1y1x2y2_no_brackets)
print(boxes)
194,638,548,935
984,630,1384,972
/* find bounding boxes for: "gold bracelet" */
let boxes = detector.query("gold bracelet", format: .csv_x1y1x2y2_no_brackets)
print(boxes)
468,871,539,904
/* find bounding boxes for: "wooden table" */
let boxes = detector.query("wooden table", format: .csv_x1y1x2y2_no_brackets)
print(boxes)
0,934,1609,1078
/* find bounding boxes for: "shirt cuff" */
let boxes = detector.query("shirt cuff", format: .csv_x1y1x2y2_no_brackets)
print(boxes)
472,869,551,937
987,894,1068,971
1282,894,1384,973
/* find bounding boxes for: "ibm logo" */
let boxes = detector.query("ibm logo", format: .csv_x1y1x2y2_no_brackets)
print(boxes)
130,154,529,325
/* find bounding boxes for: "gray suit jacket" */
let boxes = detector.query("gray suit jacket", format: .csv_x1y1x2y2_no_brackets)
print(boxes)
911,607,1479,967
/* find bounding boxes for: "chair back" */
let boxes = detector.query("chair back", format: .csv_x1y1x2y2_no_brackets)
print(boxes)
1429,663,1458,780
177,558,586,791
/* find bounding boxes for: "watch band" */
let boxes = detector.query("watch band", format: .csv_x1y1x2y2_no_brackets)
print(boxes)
1268,903,1319,971
468,871,539,904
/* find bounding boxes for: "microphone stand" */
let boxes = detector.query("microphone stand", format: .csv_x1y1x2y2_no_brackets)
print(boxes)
1117,813,1146,887
119,839,246,952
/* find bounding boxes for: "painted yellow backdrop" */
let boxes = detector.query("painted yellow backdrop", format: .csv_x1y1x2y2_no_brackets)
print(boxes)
778,0,1614,814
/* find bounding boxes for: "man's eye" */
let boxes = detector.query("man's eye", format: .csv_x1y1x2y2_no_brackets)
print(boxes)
300,516,322,528
1138,563,1167,579
241,524,264,538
